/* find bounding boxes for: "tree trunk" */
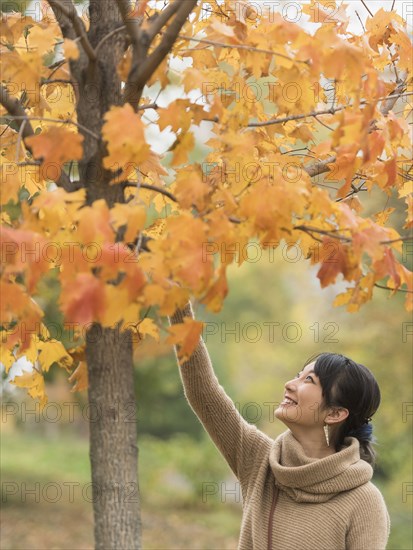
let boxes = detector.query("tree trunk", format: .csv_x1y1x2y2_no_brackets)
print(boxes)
86,325,141,549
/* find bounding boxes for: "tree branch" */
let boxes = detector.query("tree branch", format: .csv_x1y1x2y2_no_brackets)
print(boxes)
5,115,100,141
116,0,141,48
304,155,336,178
123,182,177,202
146,1,183,43
47,0,96,62
0,85,77,192
0,84,35,143
123,0,198,110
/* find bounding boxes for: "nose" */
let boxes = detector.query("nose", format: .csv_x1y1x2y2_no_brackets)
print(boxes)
284,379,296,392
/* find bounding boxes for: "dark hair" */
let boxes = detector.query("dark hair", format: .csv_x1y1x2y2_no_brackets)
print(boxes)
309,352,381,467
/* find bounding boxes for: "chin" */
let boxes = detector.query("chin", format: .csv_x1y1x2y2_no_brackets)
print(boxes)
274,404,302,427
274,406,291,426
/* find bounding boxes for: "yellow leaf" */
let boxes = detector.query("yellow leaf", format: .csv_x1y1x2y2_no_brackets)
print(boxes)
138,318,160,341
37,339,73,373
10,370,48,409
0,345,15,373
110,203,146,243
170,132,195,166
173,167,210,210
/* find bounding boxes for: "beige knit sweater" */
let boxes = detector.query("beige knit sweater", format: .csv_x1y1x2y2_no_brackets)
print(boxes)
170,303,390,550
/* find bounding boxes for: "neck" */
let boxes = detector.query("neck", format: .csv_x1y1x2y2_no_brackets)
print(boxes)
288,427,336,459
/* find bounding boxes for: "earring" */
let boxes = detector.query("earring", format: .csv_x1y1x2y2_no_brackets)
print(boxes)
323,424,330,447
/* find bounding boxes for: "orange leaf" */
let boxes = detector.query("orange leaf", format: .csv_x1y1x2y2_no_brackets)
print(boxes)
102,104,151,178
60,273,106,325
25,128,83,176
315,238,359,287
166,317,204,363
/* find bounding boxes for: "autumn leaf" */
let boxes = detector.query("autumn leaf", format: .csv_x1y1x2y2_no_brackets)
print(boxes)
63,39,80,60
60,273,106,325
315,238,360,287
25,128,84,175
10,370,48,409
137,318,160,341
170,132,195,166
102,104,151,178
37,339,73,373
166,317,204,363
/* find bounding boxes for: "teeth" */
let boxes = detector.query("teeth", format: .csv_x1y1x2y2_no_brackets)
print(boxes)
284,397,296,404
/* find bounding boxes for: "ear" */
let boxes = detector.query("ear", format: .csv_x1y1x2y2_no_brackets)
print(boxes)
324,407,349,425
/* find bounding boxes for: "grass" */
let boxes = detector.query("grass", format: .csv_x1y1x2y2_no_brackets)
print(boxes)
2,428,412,549
1,429,240,549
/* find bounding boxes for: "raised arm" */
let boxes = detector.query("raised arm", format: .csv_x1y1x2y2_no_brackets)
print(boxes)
169,301,272,485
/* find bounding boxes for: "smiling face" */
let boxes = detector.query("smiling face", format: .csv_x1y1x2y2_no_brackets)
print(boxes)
274,361,328,428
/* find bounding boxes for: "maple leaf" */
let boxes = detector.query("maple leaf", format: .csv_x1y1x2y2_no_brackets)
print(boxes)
173,166,211,210
37,340,73,373
170,132,195,166
315,238,360,287
137,318,160,341
25,128,84,175
60,273,106,325
10,370,48,409
166,317,204,363
102,104,151,178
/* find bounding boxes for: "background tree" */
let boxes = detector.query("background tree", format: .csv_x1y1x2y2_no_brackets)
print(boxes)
1,1,412,548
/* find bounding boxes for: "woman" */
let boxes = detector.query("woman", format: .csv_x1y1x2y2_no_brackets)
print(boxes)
169,302,390,550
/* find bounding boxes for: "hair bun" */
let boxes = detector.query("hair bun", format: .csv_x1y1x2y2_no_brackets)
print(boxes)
347,423,374,442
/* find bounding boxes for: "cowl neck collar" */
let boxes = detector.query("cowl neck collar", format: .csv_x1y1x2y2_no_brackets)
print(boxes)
269,430,373,503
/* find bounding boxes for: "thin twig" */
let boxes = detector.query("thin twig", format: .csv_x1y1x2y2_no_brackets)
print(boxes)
360,0,373,17
381,236,413,244
355,11,366,32
248,106,344,128
15,119,27,163
123,182,177,202
177,34,309,65
375,283,412,293
314,114,334,131
5,115,100,141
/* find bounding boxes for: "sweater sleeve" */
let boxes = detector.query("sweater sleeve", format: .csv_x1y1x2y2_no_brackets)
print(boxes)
346,483,390,550
169,301,272,485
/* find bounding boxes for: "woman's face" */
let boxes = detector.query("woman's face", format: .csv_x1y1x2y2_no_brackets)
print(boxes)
274,361,328,428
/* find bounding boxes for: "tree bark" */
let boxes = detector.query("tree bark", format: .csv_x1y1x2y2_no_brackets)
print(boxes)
86,325,140,549
76,2,139,544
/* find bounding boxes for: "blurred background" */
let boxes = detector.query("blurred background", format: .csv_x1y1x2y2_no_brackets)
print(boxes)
2,250,412,549
1,0,412,548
